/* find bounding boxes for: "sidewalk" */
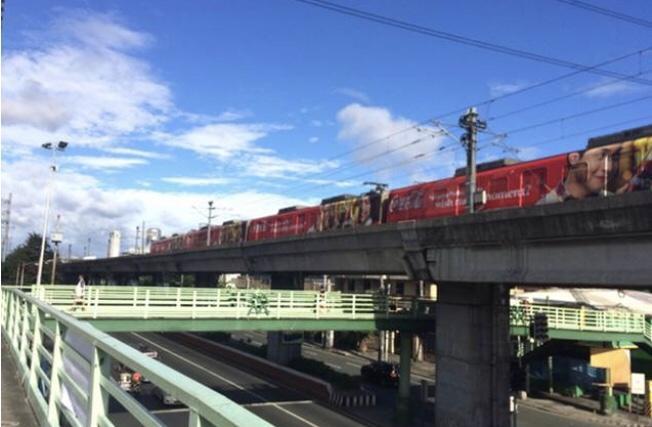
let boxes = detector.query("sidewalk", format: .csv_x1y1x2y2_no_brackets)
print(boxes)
520,396,652,427
1,337,38,427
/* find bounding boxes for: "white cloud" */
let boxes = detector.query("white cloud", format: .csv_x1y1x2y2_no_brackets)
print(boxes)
101,147,170,159
2,12,172,153
309,136,319,143
178,109,251,124
161,177,231,186
488,81,528,98
159,123,287,160
584,80,637,98
64,155,148,170
2,158,316,257
237,155,338,179
311,120,323,127
334,87,370,103
336,103,449,181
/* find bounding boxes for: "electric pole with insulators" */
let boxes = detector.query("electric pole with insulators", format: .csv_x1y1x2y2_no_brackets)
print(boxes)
459,107,487,214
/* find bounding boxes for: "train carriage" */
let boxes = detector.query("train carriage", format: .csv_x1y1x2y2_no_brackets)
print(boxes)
247,206,320,242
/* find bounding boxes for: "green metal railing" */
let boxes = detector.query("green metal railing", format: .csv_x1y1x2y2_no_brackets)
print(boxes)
29,285,437,321
1,287,273,427
510,303,652,343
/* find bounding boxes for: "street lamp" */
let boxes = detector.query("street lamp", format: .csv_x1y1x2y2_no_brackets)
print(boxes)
36,141,68,288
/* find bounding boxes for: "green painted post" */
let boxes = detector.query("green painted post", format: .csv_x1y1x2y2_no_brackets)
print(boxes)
19,300,30,366
47,321,63,425
397,331,413,425
28,307,43,389
3,290,11,332
11,292,21,352
87,347,110,427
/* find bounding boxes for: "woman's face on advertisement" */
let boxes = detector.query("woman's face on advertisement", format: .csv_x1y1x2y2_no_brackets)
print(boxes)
570,144,619,193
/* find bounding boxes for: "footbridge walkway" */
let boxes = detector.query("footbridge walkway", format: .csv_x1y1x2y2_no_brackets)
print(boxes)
21,285,652,347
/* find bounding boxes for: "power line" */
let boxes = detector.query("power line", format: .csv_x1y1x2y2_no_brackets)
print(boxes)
552,0,652,29
496,115,652,152
488,70,651,121
292,0,652,85
495,94,652,137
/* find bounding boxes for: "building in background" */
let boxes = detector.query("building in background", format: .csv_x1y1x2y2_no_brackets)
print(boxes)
107,230,121,258
144,227,161,254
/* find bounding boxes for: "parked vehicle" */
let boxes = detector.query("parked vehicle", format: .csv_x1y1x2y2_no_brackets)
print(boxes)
137,343,158,383
360,361,399,386
115,365,142,394
153,385,181,405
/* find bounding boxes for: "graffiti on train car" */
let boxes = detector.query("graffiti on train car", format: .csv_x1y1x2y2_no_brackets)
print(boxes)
320,193,385,231
537,136,652,205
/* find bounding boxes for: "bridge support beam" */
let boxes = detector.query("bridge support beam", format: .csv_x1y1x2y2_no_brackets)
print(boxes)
397,331,413,425
435,283,510,427
267,273,304,365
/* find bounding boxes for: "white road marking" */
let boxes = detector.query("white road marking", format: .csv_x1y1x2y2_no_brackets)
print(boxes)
244,400,314,408
345,362,361,368
131,333,322,427
325,363,342,371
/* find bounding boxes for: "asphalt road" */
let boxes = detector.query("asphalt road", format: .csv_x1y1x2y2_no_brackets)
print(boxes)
109,332,368,427
104,332,633,427
231,330,435,385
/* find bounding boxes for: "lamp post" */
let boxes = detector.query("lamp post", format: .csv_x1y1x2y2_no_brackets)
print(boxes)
35,141,68,288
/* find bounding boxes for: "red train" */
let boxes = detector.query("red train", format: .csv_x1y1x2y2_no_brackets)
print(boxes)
151,125,651,255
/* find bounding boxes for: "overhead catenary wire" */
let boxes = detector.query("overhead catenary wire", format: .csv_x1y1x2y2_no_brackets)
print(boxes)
491,94,652,138
292,0,652,85
488,70,652,121
552,0,652,29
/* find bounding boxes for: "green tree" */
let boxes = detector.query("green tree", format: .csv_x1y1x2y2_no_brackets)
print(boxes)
1,233,55,286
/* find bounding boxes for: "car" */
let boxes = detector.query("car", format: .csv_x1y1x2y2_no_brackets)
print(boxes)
114,364,142,394
360,361,399,386
153,385,181,406
137,343,158,383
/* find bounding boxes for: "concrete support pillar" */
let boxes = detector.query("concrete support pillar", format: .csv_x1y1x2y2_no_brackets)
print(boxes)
323,330,335,349
435,283,510,427
397,331,413,425
412,334,424,362
267,272,304,365
194,272,219,287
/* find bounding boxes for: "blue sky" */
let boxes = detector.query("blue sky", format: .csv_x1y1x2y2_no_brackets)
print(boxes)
2,0,651,256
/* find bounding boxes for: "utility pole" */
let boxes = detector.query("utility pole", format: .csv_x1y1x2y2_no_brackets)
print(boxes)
67,243,72,260
141,220,146,253
87,237,91,257
1,193,12,261
206,200,216,246
459,107,487,214
50,214,63,285
135,226,140,254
